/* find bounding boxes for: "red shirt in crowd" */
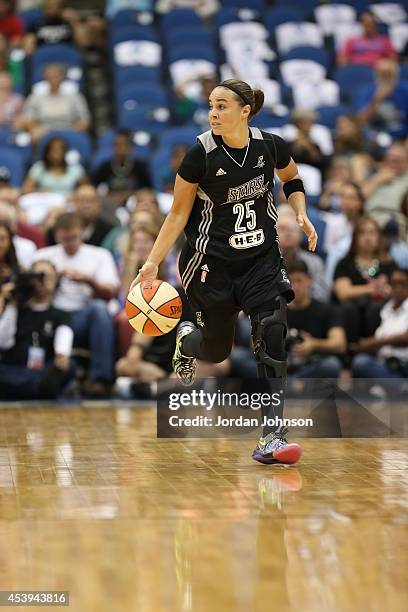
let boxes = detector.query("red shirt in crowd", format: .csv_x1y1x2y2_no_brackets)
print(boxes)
340,35,395,67
0,15,24,43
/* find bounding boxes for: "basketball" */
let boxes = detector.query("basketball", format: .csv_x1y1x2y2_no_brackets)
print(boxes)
125,280,182,336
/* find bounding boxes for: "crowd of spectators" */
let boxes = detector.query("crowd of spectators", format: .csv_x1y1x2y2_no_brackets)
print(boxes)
0,0,407,400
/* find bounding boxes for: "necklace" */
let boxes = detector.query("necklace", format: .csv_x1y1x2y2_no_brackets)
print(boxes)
221,138,250,168
355,257,380,279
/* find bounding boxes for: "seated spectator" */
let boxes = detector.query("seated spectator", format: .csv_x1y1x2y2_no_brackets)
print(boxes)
24,0,86,54
363,142,408,224
0,204,36,268
277,205,330,303
0,259,74,399
382,217,408,271
102,207,163,266
17,63,90,141
47,184,114,247
23,137,87,196
333,115,375,183
338,11,396,67
357,60,408,140
0,220,18,285
319,155,353,211
323,181,365,282
401,189,408,241
173,75,217,125
33,213,120,398
351,268,408,378
0,70,23,127
0,0,24,45
120,221,163,301
160,145,188,194
334,216,397,342
288,109,326,172
287,259,346,378
0,194,45,248
125,187,164,217
92,130,151,207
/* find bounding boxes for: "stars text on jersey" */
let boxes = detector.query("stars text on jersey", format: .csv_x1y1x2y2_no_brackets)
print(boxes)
226,174,269,204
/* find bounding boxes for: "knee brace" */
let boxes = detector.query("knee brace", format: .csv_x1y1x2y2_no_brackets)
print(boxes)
251,296,288,380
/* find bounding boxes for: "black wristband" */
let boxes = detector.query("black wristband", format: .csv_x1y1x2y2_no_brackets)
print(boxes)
283,178,305,199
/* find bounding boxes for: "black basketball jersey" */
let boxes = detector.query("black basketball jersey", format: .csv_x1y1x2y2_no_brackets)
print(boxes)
183,127,282,262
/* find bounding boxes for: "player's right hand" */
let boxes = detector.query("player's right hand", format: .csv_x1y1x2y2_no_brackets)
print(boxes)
130,261,159,292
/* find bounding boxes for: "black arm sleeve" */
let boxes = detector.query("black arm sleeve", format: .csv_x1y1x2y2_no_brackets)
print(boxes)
263,133,292,169
177,143,206,184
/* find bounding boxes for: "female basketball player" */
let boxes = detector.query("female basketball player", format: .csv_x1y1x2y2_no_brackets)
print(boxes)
131,80,317,465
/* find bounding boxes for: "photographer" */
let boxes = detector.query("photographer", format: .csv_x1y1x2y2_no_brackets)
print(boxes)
0,259,73,399
287,260,346,378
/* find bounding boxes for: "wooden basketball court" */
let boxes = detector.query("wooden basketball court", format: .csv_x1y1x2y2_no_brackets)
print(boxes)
0,403,406,612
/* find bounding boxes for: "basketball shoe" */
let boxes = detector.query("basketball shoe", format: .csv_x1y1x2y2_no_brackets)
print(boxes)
172,321,197,385
252,426,302,465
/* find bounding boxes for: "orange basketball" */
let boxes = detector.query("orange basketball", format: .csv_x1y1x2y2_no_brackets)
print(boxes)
125,280,182,336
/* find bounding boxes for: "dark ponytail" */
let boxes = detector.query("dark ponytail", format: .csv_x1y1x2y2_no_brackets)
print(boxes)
219,79,265,120
251,88,264,118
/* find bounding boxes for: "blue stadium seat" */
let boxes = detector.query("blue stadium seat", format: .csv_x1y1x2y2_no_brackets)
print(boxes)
118,107,170,134
117,82,168,110
215,8,243,29
400,64,408,81
114,66,162,87
334,65,374,101
19,8,42,31
281,47,331,70
110,24,159,46
273,0,319,15
251,111,290,130
159,126,198,149
0,130,32,165
149,147,173,192
0,128,12,145
264,7,305,30
317,105,351,130
36,131,92,166
168,44,217,65
31,44,83,85
340,0,371,13
109,9,155,30
161,9,202,31
0,147,25,187
221,0,264,10
164,27,213,48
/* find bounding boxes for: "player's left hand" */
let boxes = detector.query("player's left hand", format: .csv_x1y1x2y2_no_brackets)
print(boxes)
296,214,318,252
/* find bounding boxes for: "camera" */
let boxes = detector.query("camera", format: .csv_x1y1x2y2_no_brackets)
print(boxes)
285,328,304,351
12,271,45,305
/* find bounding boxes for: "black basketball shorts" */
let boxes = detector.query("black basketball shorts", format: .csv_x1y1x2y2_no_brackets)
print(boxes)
178,242,294,324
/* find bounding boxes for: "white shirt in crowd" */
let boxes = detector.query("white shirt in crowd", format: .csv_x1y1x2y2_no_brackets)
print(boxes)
33,244,120,312
13,235,36,269
376,297,408,361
